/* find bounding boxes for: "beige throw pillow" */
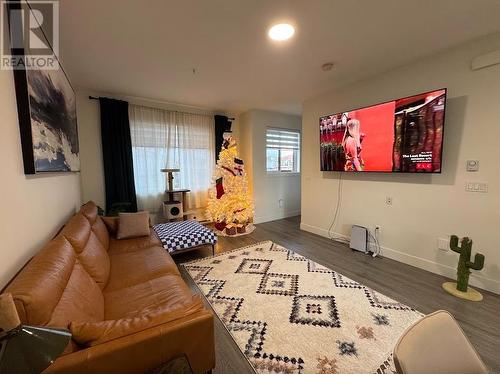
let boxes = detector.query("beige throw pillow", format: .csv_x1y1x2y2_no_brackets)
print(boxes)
117,211,150,239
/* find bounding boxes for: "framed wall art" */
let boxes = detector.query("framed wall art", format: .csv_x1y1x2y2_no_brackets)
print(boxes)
6,0,79,173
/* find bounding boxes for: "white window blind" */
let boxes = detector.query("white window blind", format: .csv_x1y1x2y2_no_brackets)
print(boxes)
266,128,300,150
266,128,300,173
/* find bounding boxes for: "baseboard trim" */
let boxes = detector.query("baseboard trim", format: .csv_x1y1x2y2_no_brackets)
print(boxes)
255,210,301,224
300,222,500,295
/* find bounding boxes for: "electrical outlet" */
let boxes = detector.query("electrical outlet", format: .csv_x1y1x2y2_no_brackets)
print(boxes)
437,237,449,251
385,197,393,206
367,241,377,253
278,199,284,208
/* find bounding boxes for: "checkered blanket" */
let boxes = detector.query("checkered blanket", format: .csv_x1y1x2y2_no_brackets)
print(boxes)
153,220,217,253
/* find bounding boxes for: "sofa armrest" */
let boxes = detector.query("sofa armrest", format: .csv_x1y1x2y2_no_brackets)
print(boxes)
44,310,214,374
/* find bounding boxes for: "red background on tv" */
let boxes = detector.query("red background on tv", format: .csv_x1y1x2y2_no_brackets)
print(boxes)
349,101,395,171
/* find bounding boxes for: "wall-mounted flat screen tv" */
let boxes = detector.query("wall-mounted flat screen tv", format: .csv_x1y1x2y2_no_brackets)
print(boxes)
319,89,446,173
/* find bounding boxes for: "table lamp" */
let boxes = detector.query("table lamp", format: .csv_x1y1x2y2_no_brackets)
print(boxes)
0,293,71,373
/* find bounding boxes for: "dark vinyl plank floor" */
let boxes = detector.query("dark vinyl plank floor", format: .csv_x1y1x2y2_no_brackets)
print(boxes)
175,216,500,373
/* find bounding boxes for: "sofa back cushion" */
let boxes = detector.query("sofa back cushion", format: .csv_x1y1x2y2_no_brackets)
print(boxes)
62,213,110,289
48,260,104,327
80,201,110,250
4,235,104,327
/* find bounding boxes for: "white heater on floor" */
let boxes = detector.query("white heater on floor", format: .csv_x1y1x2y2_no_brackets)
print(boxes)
350,225,368,253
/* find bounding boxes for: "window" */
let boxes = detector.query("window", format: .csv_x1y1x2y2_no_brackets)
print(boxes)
266,128,300,173
129,105,215,212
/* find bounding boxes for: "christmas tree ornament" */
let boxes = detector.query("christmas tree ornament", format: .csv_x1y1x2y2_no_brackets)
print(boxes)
222,132,237,150
234,158,244,176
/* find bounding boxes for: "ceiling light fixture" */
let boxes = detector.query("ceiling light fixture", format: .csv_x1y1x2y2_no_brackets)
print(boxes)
268,23,295,41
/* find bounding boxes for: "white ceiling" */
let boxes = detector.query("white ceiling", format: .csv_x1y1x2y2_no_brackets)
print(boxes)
60,0,500,115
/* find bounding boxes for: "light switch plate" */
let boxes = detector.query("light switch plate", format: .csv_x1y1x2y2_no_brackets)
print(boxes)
465,182,488,193
437,237,449,251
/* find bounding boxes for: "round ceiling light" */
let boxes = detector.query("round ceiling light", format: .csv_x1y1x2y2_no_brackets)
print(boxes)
268,23,295,41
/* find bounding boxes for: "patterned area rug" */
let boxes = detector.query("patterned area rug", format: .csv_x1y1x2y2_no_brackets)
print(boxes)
184,241,423,374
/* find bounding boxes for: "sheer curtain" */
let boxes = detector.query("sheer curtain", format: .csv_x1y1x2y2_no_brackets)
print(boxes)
129,104,215,212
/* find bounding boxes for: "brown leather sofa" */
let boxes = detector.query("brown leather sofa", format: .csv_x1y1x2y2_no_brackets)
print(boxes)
4,201,215,374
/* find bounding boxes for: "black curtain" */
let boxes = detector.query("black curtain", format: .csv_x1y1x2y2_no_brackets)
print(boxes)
214,115,232,160
99,97,138,213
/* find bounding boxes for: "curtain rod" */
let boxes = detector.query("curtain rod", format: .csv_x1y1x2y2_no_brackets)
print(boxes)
88,95,234,120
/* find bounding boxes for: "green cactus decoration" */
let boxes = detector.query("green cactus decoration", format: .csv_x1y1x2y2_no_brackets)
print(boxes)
450,235,485,292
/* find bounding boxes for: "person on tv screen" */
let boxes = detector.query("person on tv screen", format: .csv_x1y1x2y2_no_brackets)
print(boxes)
342,119,364,171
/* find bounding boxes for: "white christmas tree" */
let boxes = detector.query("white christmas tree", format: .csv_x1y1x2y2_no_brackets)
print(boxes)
206,133,254,235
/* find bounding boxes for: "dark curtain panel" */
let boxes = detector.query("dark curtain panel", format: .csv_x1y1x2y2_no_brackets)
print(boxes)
214,115,232,160
99,97,138,213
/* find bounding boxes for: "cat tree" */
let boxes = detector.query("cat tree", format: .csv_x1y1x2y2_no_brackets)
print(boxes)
161,168,192,221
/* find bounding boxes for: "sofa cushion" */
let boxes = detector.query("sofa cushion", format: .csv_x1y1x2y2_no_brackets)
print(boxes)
102,216,118,234
62,213,110,289
70,295,203,346
62,213,91,251
108,229,162,255
117,211,151,239
102,215,153,237
104,275,195,320
105,247,179,292
80,232,110,289
79,202,110,251
4,235,75,325
80,201,99,223
48,260,105,328
92,217,110,251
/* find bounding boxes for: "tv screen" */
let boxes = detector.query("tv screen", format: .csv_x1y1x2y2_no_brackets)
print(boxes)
319,89,446,173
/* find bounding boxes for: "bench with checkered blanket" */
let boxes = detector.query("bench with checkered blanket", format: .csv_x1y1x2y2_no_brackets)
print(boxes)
153,220,217,254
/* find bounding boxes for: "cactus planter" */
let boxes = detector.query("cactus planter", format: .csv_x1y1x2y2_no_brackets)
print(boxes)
442,235,485,301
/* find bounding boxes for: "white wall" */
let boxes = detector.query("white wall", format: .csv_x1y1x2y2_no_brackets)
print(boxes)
0,70,82,289
240,110,302,224
76,88,239,211
301,32,500,294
